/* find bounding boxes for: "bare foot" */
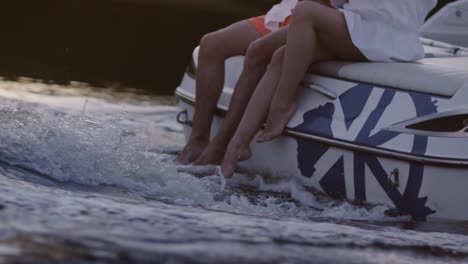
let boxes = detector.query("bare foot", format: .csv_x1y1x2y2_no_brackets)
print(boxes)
178,139,209,164
219,143,252,178
194,143,226,165
257,103,297,143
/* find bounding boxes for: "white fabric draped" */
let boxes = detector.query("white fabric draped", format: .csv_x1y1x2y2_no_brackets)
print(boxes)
264,0,298,31
342,0,438,61
264,0,438,62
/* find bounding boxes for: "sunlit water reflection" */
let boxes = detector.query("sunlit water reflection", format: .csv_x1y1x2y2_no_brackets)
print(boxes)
0,79,467,263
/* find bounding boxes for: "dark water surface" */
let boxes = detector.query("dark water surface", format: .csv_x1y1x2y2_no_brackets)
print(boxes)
0,80,466,263
0,0,455,94
0,0,277,94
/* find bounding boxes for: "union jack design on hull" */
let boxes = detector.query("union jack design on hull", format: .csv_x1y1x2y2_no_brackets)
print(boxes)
295,85,439,219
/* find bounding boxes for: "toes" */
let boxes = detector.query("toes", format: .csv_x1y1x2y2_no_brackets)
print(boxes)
193,158,206,166
259,133,275,143
257,124,274,142
217,164,234,178
194,156,221,166
193,151,209,165
256,104,297,143
178,140,209,164
178,153,195,165
193,148,224,166
220,152,238,178
256,133,268,143
180,150,200,164
224,166,234,178
257,129,278,143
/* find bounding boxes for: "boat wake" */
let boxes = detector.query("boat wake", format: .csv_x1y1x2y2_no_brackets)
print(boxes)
0,97,397,220
0,82,466,263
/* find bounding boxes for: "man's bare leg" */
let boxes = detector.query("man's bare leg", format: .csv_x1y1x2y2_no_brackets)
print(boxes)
194,27,289,165
257,2,366,142
179,21,262,164
219,46,286,178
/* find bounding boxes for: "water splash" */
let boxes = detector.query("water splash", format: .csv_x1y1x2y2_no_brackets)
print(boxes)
0,85,467,263
0,97,401,221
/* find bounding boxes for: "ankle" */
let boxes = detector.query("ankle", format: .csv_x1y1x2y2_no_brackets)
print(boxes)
210,133,232,149
188,135,209,144
228,138,248,151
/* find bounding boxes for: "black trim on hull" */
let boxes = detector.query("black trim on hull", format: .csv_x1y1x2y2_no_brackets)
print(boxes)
176,89,468,168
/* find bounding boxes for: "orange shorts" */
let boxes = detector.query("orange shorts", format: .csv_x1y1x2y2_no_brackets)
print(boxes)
248,15,291,36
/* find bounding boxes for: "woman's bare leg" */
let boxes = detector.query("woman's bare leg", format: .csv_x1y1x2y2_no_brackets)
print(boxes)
257,2,367,142
194,27,289,165
179,21,262,164
220,46,286,178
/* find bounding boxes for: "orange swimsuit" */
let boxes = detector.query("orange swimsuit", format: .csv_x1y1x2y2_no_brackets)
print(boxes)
248,15,291,36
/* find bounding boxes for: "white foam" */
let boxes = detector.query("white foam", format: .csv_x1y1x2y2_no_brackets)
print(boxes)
0,84,467,262
0,84,452,222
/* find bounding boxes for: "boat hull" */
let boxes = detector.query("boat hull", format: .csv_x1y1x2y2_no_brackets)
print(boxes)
176,46,468,221
177,96,468,221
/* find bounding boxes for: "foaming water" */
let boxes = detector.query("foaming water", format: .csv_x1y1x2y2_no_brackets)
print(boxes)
0,80,467,263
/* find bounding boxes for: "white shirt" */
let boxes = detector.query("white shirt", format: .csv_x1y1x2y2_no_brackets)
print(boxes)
342,0,438,61
264,0,438,62
265,0,298,31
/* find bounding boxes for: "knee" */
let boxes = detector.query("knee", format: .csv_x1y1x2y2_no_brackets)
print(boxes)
270,47,286,67
291,1,320,25
244,39,271,67
199,32,225,61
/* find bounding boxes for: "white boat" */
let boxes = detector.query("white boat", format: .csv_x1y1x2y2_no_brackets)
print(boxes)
421,0,468,47
176,8,468,221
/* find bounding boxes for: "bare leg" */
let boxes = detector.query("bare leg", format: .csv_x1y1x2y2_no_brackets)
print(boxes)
220,46,286,178
195,27,289,165
257,2,367,142
179,21,262,164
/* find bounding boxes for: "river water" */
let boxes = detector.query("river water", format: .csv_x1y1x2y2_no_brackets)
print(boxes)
0,79,467,263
